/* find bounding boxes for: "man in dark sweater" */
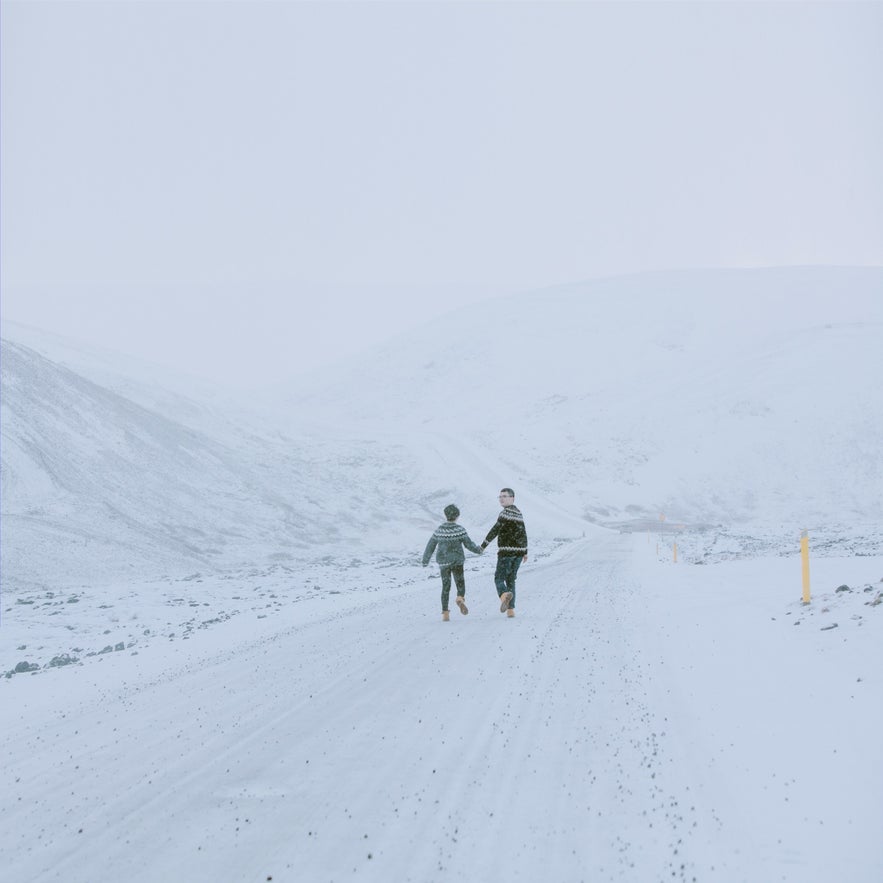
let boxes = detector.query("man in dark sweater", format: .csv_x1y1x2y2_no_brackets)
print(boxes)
480,487,528,618
422,504,483,621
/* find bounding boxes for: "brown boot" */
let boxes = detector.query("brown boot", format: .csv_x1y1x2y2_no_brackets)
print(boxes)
442,610,450,621
499,591,513,613
507,608,515,618
456,596,469,615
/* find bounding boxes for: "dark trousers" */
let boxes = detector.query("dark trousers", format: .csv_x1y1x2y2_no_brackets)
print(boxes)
440,564,466,611
494,555,522,609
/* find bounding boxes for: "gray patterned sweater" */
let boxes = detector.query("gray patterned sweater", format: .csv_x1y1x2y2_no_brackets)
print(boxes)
423,522,482,567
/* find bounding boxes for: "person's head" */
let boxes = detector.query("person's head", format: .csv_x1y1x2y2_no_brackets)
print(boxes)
498,488,515,506
444,504,460,522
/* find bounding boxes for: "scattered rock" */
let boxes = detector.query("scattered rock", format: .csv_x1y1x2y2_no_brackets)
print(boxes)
820,623,839,632
47,654,78,667
14,661,40,674
835,584,851,593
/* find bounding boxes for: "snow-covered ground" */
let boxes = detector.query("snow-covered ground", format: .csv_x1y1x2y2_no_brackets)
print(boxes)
2,537,881,882
2,267,882,880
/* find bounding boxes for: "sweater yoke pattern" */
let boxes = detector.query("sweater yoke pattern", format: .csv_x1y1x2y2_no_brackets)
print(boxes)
423,521,482,566
482,505,528,555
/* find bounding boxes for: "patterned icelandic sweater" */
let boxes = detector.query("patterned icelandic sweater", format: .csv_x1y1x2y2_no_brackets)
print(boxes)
481,505,528,556
423,522,483,567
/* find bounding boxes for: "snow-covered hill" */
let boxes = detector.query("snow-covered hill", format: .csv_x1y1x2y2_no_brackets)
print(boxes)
283,266,883,552
0,338,437,589
3,267,881,592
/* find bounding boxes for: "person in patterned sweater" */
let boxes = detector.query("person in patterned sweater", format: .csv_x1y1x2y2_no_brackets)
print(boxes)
480,487,528,618
422,504,483,621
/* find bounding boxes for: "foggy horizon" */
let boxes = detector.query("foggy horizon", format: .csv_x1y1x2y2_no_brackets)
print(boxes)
3,1,882,383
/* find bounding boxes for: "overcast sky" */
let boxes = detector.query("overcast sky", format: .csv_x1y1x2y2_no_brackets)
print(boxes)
2,1,882,387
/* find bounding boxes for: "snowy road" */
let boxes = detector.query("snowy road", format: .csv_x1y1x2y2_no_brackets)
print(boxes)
2,534,881,882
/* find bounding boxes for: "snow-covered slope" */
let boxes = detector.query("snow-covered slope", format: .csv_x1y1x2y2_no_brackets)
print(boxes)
1,318,245,438
0,339,434,589
3,267,881,592
284,267,883,548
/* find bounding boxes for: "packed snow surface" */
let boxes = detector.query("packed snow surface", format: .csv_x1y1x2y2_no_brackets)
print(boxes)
1,268,882,880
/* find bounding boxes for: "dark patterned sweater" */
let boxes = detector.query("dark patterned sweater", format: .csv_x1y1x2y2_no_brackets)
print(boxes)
481,505,528,556
423,522,483,567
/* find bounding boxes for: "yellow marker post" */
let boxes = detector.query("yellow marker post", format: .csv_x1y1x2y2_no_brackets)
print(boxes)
800,529,811,604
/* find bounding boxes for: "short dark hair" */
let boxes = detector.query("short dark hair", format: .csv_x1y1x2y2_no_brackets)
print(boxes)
500,487,515,498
